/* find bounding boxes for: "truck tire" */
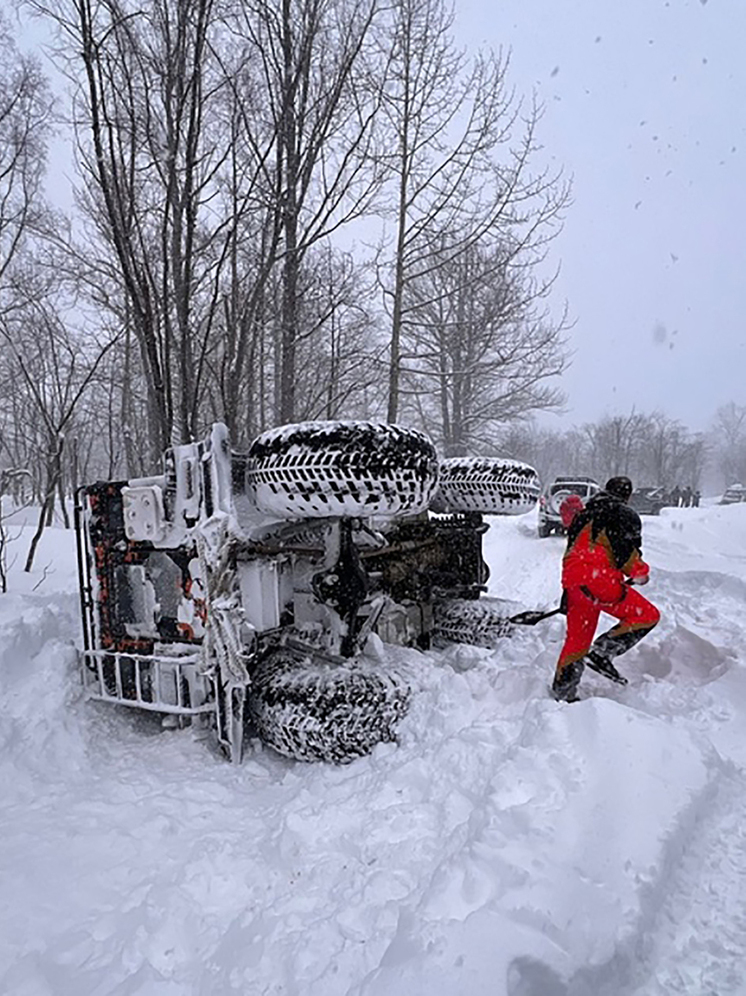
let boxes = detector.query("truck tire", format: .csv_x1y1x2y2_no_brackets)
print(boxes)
433,597,520,647
248,649,411,763
246,421,438,520
430,457,540,516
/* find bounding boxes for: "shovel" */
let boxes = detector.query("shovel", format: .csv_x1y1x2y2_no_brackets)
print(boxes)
508,605,564,626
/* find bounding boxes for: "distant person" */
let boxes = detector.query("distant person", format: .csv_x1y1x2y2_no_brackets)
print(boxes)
670,485,681,507
559,493,585,529
681,485,692,508
552,476,660,702
692,489,701,508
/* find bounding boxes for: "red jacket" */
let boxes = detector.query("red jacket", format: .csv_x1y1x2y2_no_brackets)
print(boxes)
562,491,649,600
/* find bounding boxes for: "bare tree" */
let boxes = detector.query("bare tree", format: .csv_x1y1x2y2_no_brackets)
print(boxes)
233,0,385,422
0,468,33,593
677,433,708,492
27,0,235,459
499,410,709,494
0,300,119,570
22,0,572,471
0,14,53,301
29,0,387,445
635,412,705,488
712,402,746,487
496,422,585,488
399,240,567,454
579,412,649,481
375,0,569,422
292,244,385,419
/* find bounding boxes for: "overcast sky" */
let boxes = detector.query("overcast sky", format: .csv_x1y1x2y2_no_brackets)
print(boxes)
455,0,746,433
16,0,745,435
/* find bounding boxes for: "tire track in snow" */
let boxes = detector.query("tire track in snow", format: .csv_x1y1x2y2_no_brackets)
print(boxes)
565,767,746,996
625,768,746,996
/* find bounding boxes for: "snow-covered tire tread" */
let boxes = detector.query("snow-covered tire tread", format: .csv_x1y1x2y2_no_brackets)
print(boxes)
431,457,540,516
248,650,411,763
433,597,521,647
246,421,438,520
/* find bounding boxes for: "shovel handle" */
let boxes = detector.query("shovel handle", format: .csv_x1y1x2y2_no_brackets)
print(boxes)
508,605,564,626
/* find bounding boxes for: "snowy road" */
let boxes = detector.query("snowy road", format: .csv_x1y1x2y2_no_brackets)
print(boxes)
624,768,746,996
2,504,746,994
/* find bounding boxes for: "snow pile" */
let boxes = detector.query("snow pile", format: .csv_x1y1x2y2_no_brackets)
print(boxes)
2,505,746,994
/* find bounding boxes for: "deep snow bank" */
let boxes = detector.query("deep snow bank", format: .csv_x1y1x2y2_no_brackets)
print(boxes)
1,506,746,995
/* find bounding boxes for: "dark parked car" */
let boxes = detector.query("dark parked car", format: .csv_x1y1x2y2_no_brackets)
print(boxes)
628,486,667,515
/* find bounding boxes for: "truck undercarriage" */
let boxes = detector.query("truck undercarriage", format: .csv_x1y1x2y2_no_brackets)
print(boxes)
75,422,540,763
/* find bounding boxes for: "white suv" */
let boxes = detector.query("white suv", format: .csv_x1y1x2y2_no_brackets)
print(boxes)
538,476,600,537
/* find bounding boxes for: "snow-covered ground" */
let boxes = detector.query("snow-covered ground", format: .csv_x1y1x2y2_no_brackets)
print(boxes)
2,501,746,995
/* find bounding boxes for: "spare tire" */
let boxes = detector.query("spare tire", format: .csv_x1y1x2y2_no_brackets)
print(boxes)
246,421,438,519
548,489,576,516
248,649,411,763
430,457,540,515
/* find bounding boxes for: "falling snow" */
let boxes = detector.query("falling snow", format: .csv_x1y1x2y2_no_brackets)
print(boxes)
2,499,746,994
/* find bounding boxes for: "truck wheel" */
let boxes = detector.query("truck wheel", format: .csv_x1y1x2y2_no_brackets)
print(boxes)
430,457,540,516
248,649,411,763
538,522,552,538
433,597,519,647
246,421,438,519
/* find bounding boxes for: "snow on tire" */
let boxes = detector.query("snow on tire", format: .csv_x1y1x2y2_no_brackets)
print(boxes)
430,457,540,516
248,649,412,763
433,597,521,648
246,421,438,520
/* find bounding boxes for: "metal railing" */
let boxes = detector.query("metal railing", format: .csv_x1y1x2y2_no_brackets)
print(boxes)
81,649,215,716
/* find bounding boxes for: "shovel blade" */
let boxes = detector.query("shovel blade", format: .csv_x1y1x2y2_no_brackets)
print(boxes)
509,607,561,626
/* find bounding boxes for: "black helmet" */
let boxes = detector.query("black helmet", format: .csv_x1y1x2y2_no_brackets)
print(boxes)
605,476,633,501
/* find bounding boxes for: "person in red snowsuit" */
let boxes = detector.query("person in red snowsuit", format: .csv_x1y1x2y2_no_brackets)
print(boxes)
552,476,660,702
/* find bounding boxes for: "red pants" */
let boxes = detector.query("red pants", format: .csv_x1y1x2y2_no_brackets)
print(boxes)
555,581,660,677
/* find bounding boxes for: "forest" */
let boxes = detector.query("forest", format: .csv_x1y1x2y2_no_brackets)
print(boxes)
0,1,743,530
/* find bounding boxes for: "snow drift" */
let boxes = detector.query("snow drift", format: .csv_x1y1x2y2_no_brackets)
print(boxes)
1,502,746,995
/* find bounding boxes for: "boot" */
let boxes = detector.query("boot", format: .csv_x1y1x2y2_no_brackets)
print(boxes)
552,660,584,702
585,650,628,685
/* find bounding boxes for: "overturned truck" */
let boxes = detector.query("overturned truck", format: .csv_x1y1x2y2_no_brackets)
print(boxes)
74,422,540,763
